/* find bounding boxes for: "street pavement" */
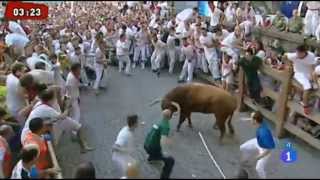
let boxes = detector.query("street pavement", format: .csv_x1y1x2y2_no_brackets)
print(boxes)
56,66,320,179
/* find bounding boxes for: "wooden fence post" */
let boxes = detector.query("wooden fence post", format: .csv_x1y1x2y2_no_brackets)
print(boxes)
276,66,293,138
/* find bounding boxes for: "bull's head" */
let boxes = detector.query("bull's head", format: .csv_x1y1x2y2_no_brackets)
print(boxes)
161,99,181,115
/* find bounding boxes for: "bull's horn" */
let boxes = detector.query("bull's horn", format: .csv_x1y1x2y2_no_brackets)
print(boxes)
171,101,181,114
149,98,161,106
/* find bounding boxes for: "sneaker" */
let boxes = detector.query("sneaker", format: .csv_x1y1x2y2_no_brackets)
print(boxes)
141,63,145,69
132,63,136,69
156,69,160,77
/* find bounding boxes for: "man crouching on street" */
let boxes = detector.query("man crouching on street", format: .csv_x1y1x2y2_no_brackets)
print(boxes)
144,109,175,179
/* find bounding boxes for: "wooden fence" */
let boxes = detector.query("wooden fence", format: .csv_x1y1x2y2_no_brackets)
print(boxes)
238,63,320,150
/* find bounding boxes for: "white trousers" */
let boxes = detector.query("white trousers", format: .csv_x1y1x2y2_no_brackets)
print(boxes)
206,54,221,80
112,151,138,178
196,50,208,73
70,99,80,123
315,24,320,41
133,45,147,63
118,55,131,74
94,64,104,90
240,138,272,179
167,48,176,74
304,10,319,36
80,68,89,85
294,72,312,90
179,59,196,82
151,51,165,70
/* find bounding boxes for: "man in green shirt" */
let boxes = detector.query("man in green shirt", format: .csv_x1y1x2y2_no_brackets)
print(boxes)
238,48,263,104
144,109,175,179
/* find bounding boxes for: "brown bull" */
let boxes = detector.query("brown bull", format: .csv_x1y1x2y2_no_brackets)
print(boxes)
150,83,237,143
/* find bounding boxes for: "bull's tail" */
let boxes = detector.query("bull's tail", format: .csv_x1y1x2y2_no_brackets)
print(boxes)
149,98,161,106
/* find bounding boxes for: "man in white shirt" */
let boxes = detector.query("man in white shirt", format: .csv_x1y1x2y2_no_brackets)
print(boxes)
208,2,224,32
285,45,317,115
199,25,220,81
193,23,208,74
133,23,148,69
21,88,94,153
221,26,243,68
28,62,55,86
116,34,131,75
66,63,81,123
166,27,178,74
224,2,237,27
112,114,139,178
150,31,167,77
6,63,27,124
178,37,197,83
304,1,320,37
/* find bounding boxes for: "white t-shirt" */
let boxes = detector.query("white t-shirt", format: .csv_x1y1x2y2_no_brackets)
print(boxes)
167,34,176,49
114,126,135,154
28,69,55,85
256,50,266,60
116,40,130,56
239,20,253,36
213,29,230,42
66,72,80,100
199,32,217,60
181,44,196,61
209,8,223,27
287,52,317,76
26,53,52,71
8,21,27,37
69,52,80,64
5,74,25,115
11,160,32,179
5,33,29,49
225,5,236,23
21,102,60,142
221,32,239,48
135,30,148,46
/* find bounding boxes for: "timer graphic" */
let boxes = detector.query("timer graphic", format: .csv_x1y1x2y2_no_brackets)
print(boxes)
4,1,48,20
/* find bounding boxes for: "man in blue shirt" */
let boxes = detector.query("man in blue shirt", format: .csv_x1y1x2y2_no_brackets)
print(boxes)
238,111,275,179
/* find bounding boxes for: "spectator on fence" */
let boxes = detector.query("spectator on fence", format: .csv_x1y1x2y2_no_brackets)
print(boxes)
284,45,317,115
0,125,14,178
238,48,263,104
286,9,303,34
